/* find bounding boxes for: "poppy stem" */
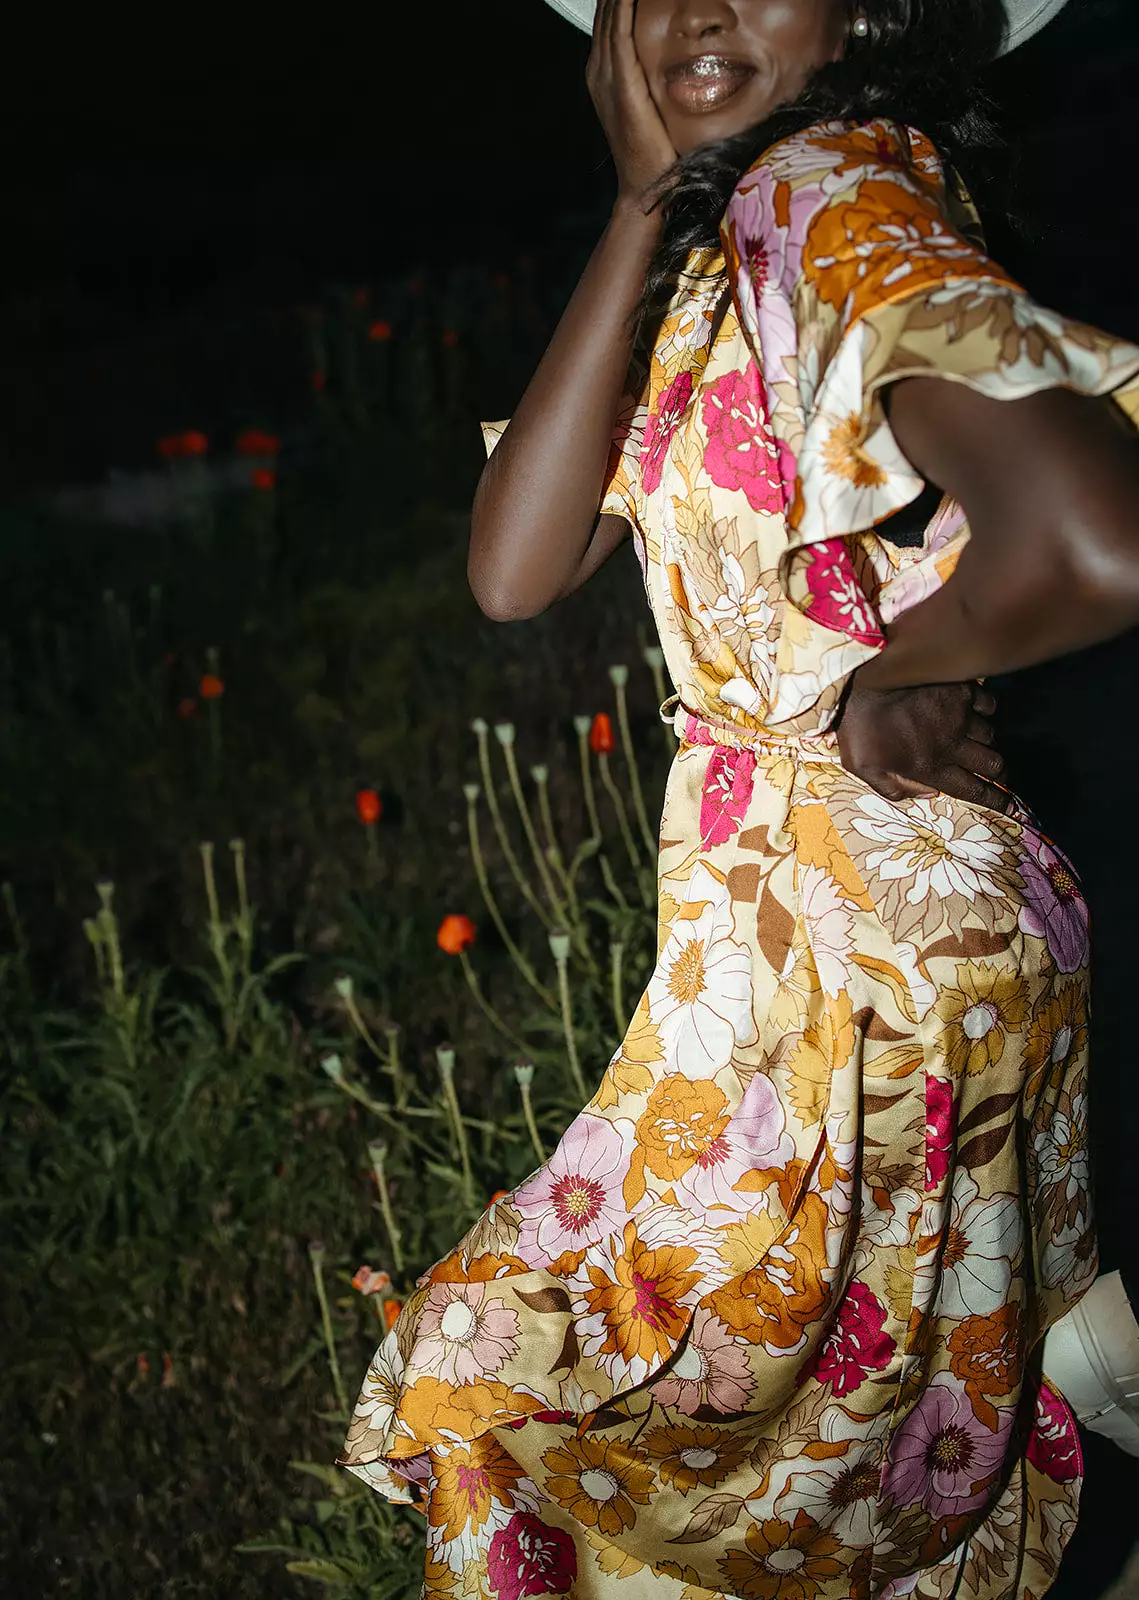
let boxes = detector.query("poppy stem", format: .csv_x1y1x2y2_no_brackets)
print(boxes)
642,644,677,756
598,753,647,889
385,1025,406,1111
466,789,556,1010
472,721,555,933
610,666,658,859
610,940,627,1035
513,1064,546,1166
436,1048,475,1210
552,941,588,1103
498,732,571,925
307,1242,349,1416
575,719,603,843
459,951,531,1056
367,1141,405,1273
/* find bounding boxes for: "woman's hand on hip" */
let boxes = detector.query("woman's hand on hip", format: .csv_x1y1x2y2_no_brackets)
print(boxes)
836,676,1011,812
588,0,677,205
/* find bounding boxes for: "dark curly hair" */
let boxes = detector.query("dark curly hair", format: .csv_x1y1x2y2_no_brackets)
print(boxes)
641,0,1009,318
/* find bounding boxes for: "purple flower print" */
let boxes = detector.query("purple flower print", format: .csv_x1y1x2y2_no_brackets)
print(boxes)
1017,835,1089,974
487,1512,577,1599
641,371,694,495
512,1113,630,1265
883,1372,1011,1519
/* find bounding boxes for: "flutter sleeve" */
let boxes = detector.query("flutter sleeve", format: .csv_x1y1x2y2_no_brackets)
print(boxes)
481,357,648,528
721,118,1139,723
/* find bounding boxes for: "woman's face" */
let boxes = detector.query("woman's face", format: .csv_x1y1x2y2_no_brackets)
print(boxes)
632,0,849,154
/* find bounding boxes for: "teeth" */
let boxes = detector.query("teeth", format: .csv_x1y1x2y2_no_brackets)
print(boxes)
689,56,727,77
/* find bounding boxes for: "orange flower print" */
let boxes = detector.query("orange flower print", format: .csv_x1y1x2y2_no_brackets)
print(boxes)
541,1434,655,1537
804,176,988,320
718,1511,844,1600
571,1219,701,1387
641,1421,749,1494
635,1075,730,1182
946,1302,1023,1432
428,1433,531,1570
437,914,476,955
707,1192,828,1355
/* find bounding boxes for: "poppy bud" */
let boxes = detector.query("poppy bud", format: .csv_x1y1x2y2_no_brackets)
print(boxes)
589,713,615,755
437,914,476,955
356,789,382,826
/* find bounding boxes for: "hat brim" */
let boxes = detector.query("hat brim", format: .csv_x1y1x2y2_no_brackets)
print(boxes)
541,0,1068,56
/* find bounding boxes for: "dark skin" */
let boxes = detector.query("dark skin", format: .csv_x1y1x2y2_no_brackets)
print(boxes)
470,0,1139,808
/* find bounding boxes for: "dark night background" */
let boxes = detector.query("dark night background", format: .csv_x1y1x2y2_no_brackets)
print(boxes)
2,0,1138,1591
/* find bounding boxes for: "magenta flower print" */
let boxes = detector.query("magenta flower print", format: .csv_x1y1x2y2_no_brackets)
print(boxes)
415,1282,520,1386
641,370,694,495
650,1307,755,1414
1017,835,1089,974
487,1511,577,1599
925,1075,954,1193
699,745,757,850
512,1113,630,1264
800,539,885,645
1026,1378,1082,1484
883,1373,1011,1519
701,363,791,513
804,1280,895,1398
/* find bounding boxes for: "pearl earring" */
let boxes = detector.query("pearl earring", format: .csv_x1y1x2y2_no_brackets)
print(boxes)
852,13,869,36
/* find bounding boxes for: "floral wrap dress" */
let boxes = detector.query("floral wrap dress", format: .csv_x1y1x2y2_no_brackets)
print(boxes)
341,120,1139,1599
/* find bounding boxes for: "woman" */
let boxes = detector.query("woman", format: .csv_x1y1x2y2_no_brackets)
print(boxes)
342,2,1139,1594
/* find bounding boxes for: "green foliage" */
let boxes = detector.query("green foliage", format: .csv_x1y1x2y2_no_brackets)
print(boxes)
0,276,670,1595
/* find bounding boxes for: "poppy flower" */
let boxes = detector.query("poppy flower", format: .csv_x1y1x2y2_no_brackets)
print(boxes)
199,673,225,700
382,1299,401,1331
489,1189,510,1206
177,697,198,719
437,914,476,955
356,788,382,826
158,430,208,461
368,320,393,342
589,712,615,755
441,329,459,349
352,1265,393,1296
251,467,276,491
235,428,281,458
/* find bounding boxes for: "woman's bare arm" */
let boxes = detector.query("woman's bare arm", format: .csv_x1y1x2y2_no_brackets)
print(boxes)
856,379,1139,692
468,0,675,623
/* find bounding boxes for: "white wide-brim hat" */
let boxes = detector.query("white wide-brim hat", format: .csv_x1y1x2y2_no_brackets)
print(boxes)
541,0,1068,54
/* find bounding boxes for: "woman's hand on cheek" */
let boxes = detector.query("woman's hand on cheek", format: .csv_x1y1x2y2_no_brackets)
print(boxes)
587,0,677,206
836,677,1012,812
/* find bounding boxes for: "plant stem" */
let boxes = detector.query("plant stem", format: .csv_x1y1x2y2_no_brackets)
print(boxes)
610,940,627,1035
514,1065,546,1166
466,790,556,1009
308,1243,349,1416
385,1025,406,1110
367,1142,405,1273
611,669,658,858
460,952,532,1055
598,753,642,873
554,949,588,1103
472,722,555,932
436,1048,475,1209
499,737,568,923
576,721,603,843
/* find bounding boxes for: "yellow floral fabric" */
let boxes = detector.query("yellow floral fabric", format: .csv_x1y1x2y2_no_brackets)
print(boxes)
343,120,1139,1599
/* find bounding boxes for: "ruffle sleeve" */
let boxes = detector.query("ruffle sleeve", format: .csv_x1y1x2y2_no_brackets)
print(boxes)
481,359,648,528
720,118,1139,725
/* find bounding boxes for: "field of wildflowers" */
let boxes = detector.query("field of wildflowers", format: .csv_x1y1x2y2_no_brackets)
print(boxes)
0,257,672,1596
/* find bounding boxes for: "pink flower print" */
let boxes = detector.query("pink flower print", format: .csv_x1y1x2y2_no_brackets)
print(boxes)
925,1075,954,1193
1026,1377,1082,1484
883,1372,1012,1519
650,1307,755,1414
415,1282,520,1386
641,370,694,495
673,1070,792,1210
1017,835,1089,974
804,1280,895,1398
799,539,885,645
512,1113,630,1264
701,363,790,514
699,745,757,850
488,1511,577,1599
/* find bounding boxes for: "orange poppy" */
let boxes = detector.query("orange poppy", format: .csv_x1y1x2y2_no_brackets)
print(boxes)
199,673,224,701
437,914,476,955
368,320,393,342
589,712,615,755
382,1299,401,1331
158,430,208,460
355,788,382,826
235,428,281,457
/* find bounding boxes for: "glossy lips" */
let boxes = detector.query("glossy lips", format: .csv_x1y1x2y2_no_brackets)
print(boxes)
663,53,756,113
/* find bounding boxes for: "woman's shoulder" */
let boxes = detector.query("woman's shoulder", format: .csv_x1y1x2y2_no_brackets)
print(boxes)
734,117,948,207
